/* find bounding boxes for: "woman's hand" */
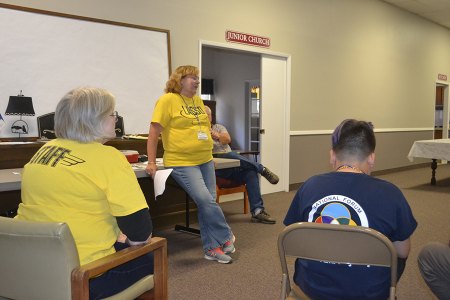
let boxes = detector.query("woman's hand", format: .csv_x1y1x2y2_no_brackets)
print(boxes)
145,162,158,178
117,232,127,243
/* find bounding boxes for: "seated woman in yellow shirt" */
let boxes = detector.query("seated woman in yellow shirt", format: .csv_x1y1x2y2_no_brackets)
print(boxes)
17,87,153,300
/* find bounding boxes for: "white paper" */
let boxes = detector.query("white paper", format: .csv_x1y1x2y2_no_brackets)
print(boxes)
153,168,173,199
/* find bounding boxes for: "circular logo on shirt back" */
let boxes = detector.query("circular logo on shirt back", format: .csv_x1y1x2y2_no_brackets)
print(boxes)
308,195,369,227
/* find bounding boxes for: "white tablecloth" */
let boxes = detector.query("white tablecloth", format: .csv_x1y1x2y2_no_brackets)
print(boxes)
407,139,450,162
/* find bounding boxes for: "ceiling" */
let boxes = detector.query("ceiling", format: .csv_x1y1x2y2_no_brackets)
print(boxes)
382,0,450,29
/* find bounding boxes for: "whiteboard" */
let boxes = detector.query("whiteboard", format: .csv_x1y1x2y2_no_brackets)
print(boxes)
0,4,171,137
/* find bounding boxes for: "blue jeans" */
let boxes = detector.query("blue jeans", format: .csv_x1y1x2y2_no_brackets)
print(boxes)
89,242,154,300
170,160,232,251
214,151,264,174
214,152,265,214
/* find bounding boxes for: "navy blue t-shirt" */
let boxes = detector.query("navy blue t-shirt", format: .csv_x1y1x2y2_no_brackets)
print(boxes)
284,172,417,300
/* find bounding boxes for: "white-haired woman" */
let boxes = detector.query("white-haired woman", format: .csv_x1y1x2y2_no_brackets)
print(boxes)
16,87,154,299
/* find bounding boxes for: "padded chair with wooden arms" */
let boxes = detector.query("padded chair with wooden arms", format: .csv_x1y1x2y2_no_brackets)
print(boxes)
215,177,249,214
277,222,397,300
0,217,168,300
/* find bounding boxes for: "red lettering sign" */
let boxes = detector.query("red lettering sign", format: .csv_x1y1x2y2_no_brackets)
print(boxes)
225,30,271,48
438,74,448,81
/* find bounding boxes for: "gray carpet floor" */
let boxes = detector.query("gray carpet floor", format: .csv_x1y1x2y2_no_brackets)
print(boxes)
153,164,450,300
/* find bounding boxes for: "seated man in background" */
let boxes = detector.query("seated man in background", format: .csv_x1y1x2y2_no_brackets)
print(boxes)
283,119,417,300
418,239,450,300
205,106,278,224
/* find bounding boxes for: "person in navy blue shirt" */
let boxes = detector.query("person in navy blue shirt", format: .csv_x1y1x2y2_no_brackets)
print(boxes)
284,119,417,300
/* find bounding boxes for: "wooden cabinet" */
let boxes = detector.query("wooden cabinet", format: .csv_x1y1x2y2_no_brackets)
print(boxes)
0,138,162,169
0,142,44,169
436,86,444,106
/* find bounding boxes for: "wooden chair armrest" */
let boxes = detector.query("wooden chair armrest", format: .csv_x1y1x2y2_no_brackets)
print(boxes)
72,236,167,300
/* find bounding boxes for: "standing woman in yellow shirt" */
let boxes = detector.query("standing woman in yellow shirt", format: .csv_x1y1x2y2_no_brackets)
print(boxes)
146,65,235,264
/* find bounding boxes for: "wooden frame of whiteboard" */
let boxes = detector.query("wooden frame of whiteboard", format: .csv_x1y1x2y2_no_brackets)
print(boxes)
0,3,171,137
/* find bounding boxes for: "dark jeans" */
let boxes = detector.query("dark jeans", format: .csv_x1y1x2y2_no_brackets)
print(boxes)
89,242,154,300
214,151,263,174
214,152,265,214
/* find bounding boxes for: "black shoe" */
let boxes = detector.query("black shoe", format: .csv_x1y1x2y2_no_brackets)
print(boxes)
261,167,279,184
251,209,276,224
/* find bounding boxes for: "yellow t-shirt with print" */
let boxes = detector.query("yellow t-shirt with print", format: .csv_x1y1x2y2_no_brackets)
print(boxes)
151,93,213,166
16,139,148,266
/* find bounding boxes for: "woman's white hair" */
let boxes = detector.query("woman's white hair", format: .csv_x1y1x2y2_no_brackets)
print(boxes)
55,87,115,143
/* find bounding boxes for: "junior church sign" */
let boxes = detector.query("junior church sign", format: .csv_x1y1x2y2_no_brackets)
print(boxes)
225,30,270,48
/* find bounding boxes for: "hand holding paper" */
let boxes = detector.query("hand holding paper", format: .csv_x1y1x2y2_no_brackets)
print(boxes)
153,168,173,199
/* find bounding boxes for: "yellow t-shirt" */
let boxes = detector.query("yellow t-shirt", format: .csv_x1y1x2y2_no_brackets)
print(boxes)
16,139,148,265
151,93,213,166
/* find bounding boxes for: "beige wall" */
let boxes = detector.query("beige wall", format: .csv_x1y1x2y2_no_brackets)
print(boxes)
290,130,433,183
2,0,449,183
3,0,449,128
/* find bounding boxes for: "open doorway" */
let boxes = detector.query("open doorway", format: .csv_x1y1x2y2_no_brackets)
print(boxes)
201,47,260,152
200,41,291,194
434,83,449,139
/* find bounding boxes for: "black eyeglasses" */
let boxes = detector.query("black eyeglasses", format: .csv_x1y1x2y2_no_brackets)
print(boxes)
110,111,119,123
